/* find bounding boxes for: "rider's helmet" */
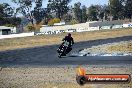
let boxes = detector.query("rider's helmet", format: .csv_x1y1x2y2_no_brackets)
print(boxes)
68,33,71,37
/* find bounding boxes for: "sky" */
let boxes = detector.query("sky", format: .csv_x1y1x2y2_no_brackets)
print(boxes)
0,0,108,8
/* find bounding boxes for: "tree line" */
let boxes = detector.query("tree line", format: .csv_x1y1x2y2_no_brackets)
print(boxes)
0,3,21,26
0,0,131,30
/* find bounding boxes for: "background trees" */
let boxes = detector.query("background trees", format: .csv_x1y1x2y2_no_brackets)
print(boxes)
73,2,82,22
0,3,14,18
124,0,132,20
88,5,98,21
81,5,87,22
109,0,124,20
73,2,88,23
109,0,132,20
12,0,42,26
1,0,132,31
32,0,50,24
0,3,21,26
47,0,71,20
86,0,131,21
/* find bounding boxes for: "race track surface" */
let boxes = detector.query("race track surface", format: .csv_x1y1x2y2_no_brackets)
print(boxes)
0,36,132,67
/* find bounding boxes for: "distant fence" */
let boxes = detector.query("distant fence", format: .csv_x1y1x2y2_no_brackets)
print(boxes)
0,23,132,39
36,23,132,35
123,23,132,28
35,28,98,35
0,32,34,39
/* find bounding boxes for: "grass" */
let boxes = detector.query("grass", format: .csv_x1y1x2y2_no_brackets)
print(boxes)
0,28,132,51
107,41,132,53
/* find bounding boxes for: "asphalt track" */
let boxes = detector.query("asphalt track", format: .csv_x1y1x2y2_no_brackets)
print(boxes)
0,36,132,67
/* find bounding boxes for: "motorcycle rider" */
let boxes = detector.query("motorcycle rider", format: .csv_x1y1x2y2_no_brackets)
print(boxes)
61,33,74,56
62,33,74,46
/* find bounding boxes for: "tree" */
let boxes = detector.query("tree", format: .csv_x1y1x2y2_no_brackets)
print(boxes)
32,7,50,24
0,3,21,26
103,5,110,21
47,0,71,20
109,0,124,20
95,5,111,21
0,3,14,18
12,0,35,25
32,0,50,24
73,2,82,22
12,0,51,30
124,0,132,20
70,19,79,25
82,5,87,22
43,14,53,25
5,17,21,27
63,13,72,23
88,5,98,21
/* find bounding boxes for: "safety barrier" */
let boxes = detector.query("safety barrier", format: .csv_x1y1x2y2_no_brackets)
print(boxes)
1,23,131,39
0,32,34,39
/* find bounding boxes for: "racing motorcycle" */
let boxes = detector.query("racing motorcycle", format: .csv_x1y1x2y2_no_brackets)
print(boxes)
57,41,72,58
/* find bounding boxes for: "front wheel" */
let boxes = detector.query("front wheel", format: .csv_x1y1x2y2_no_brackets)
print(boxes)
58,53,62,58
57,45,67,58
58,52,67,58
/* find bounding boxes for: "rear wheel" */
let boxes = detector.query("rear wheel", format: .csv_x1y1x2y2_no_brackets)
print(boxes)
57,45,67,58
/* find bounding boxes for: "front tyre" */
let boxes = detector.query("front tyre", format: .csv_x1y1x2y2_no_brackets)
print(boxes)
58,53,62,58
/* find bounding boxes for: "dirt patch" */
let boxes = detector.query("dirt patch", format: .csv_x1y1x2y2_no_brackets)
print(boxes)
0,28,132,51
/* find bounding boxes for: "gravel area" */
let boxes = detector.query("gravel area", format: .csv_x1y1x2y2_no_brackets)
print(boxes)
78,41,132,56
0,65,132,88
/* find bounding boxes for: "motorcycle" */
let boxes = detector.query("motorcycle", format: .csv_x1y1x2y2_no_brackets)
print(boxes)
57,41,72,58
